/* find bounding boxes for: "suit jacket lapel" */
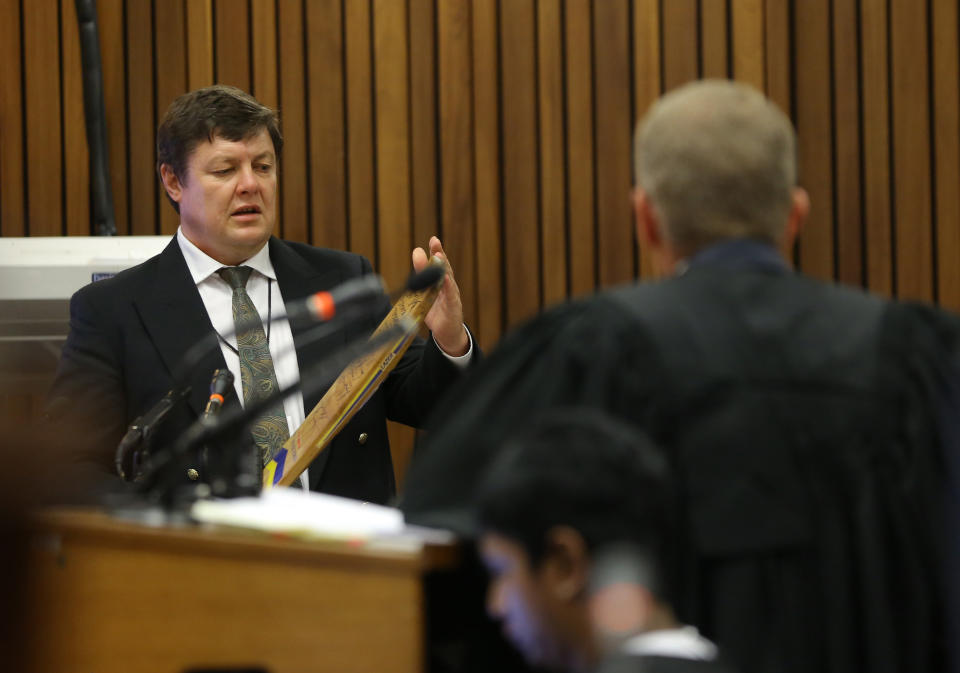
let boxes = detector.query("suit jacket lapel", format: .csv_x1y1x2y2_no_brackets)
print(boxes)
270,238,346,488
270,238,346,410
132,238,231,420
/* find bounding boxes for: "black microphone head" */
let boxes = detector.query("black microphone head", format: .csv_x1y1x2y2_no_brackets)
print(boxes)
209,368,235,395
406,264,445,292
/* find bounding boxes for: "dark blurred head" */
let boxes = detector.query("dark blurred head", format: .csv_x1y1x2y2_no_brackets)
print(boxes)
475,408,677,672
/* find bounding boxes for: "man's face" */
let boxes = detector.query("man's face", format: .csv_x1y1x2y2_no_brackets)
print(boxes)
162,128,277,265
480,531,569,670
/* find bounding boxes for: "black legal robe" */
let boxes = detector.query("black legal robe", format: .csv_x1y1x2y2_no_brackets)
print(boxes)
402,242,960,673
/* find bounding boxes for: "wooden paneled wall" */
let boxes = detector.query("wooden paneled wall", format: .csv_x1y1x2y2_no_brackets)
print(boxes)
3,0,960,481
4,0,960,330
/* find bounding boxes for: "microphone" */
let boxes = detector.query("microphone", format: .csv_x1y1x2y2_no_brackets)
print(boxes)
405,263,445,292
115,386,192,481
283,274,386,322
138,317,419,499
202,368,234,420
200,368,235,483
281,264,443,322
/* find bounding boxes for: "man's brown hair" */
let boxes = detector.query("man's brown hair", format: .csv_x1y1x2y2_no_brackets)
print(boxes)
156,85,283,212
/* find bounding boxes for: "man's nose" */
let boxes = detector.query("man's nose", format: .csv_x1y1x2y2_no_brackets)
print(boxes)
486,581,505,619
236,165,258,193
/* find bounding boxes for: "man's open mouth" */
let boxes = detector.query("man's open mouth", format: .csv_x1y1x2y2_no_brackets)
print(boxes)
232,205,261,216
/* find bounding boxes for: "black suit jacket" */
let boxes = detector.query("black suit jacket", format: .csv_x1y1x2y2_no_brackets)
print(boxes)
50,236,469,504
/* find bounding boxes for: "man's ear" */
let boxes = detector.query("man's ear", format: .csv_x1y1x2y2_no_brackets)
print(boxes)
783,187,809,255
633,188,662,250
541,526,590,603
159,164,183,204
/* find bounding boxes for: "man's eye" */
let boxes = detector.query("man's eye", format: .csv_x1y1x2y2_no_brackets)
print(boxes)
212,168,232,176
256,164,273,173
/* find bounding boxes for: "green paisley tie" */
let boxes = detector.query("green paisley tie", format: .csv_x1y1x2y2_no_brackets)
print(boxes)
217,266,289,469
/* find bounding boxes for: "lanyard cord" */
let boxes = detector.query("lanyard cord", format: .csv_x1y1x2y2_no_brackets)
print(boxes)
217,277,273,356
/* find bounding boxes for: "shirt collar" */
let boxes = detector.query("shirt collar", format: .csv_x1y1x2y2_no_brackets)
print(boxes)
677,238,790,276
177,228,277,284
621,625,718,661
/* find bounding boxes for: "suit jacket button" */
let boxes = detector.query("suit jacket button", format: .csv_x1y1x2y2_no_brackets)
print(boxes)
187,468,199,481
358,432,369,445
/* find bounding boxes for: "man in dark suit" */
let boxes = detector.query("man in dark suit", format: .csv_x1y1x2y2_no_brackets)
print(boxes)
475,409,736,673
50,85,475,504
402,80,959,672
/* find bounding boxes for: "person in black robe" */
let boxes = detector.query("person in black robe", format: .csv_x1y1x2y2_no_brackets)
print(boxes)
403,80,960,673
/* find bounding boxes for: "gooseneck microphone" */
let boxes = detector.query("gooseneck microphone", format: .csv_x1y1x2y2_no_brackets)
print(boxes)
115,386,192,481
170,265,445,386
202,368,235,420
282,274,386,322
137,317,419,499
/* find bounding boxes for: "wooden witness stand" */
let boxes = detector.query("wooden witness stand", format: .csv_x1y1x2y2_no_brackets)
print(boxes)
25,509,458,673
24,265,455,672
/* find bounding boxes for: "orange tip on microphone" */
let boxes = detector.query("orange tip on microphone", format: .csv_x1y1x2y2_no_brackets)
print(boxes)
311,292,336,320
209,393,224,405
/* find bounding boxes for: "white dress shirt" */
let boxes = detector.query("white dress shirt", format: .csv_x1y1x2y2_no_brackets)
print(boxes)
177,229,308,488
620,625,719,661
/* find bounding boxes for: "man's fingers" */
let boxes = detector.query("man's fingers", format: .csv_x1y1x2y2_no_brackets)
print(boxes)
412,246,429,271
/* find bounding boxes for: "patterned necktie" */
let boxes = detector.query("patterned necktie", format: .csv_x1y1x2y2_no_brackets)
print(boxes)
217,266,290,470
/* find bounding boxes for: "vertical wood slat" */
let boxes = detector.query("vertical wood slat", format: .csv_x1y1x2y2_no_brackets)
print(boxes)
98,0,128,235
890,0,933,300
662,0,699,91
731,0,764,89
538,0,567,306
127,0,156,235
277,0,308,243
763,0,791,126
155,0,187,236
306,0,347,250
500,0,540,328
345,0,376,262
410,0,439,253
700,0,729,79
391,0,442,486
251,0,278,109
793,0,834,281
472,0,502,349
860,0,892,296
832,0,862,286
187,0,214,90
438,0,477,328
567,0,595,294
215,0,251,91
373,0,412,292
933,0,960,311
594,0,633,287
0,0,25,236
377,0,419,508
24,0,63,236
61,0,89,236
634,0,661,280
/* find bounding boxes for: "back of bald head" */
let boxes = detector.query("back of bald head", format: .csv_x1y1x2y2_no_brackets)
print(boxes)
634,79,797,255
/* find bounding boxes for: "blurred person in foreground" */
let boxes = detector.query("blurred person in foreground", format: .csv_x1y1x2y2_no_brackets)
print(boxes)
403,79,960,673
476,409,736,673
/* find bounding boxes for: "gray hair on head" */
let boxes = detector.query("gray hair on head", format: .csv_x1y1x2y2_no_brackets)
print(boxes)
633,79,797,254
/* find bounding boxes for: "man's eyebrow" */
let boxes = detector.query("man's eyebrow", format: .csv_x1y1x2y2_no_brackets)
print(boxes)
205,151,275,164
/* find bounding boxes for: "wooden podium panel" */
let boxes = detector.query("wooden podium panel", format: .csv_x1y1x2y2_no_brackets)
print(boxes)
25,509,457,673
